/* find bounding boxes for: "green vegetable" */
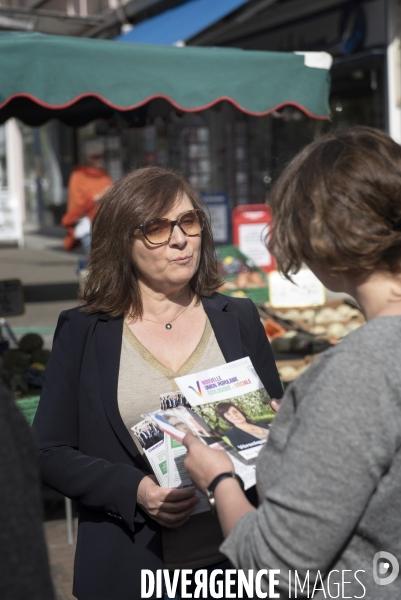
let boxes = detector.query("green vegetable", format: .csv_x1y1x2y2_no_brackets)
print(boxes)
31,349,51,365
19,333,44,354
2,349,31,370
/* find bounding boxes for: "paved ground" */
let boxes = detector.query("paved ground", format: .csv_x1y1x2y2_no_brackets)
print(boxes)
44,515,77,600
1,226,82,341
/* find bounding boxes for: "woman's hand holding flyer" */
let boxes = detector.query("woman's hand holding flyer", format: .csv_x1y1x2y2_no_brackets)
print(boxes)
182,433,235,495
135,358,276,498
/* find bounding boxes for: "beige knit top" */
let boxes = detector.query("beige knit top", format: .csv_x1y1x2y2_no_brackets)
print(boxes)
118,318,227,569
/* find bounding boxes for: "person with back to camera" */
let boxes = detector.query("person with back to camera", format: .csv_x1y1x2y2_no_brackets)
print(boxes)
215,401,270,450
33,166,283,600
183,127,401,599
0,383,54,600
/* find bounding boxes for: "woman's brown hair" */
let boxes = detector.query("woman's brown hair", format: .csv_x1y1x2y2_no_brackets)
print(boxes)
82,166,223,317
267,126,401,277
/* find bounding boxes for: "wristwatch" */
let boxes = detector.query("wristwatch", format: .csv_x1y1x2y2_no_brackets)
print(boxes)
206,471,244,514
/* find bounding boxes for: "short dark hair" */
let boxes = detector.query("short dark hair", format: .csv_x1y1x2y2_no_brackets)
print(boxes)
82,166,223,318
267,126,401,276
215,402,251,424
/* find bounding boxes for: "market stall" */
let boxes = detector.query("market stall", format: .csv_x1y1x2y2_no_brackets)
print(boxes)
0,32,331,126
0,33,333,396
257,292,365,388
0,31,332,231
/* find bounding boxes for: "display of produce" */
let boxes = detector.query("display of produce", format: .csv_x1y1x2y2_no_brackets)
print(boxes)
216,244,269,303
257,300,365,385
275,357,318,387
273,301,364,340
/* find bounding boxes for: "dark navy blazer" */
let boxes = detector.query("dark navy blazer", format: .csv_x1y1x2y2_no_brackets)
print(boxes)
33,293,282,600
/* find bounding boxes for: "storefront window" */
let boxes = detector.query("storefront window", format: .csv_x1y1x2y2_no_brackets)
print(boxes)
22,89,379,231
329,54,386,130
20,121,72,226
64,102,327,212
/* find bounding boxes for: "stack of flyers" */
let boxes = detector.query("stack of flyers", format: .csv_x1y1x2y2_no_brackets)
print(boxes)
133,358,274,507
145,405,257,491
132,401,211,514
161,414,210,515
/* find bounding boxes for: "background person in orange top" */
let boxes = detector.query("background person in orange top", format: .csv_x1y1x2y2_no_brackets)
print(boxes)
62,140,113,255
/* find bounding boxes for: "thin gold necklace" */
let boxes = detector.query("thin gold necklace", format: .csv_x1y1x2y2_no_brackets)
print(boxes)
142,297,193,330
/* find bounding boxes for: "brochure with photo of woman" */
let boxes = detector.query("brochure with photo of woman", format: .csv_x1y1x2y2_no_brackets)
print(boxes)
175,357,275,462
143,403,257,492
135,357,273,496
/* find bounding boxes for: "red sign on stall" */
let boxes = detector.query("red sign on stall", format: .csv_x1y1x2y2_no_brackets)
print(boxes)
232,204,276,273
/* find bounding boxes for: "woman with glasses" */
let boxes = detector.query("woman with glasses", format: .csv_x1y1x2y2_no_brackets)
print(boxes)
33,166,282,600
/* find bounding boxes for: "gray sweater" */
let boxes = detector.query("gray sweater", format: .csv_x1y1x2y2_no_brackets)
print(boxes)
221,316,401,599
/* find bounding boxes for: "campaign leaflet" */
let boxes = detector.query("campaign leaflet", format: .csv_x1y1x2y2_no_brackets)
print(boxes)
131,414,209,513
175,357,275,462
142,395,211,515
145,404,256,491
131,418,168,487
162,423,210,515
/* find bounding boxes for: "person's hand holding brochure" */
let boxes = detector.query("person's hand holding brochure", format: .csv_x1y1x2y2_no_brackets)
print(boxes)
137,357,275,501
133,401,212,515
144,406,257,489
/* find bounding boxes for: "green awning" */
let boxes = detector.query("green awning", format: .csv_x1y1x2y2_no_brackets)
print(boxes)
0,32,331,126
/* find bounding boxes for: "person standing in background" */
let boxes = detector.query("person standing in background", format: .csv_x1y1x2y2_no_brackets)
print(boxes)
62,140,113,255
0,382,54,600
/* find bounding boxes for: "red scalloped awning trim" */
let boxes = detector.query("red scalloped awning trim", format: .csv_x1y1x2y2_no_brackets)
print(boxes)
0,91,329,120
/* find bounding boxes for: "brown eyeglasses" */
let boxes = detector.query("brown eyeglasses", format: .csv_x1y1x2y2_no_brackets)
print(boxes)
138,209,204,245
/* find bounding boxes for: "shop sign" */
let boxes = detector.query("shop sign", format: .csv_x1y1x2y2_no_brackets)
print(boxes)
202,193,230,244
268,269,326,308
0,190,23,245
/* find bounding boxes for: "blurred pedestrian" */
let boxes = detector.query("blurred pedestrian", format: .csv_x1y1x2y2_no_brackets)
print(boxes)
0,382,54,600
62,140,113,255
